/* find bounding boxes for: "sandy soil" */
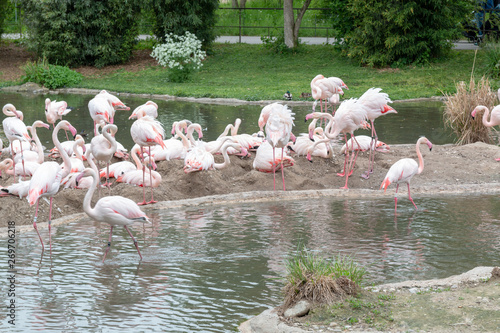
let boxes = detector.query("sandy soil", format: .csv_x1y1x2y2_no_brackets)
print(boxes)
1,139,499,230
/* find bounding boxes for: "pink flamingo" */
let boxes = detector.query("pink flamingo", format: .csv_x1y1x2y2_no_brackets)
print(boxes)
310,74,346,113
91,123,117,190
340,135,389,154
115,145,161,187
14,121,50,166
184,138,247,173
2,103,31,180
259,103,295,190
130,101,158,119
358,88,397,178
130,108,165,205
44,98,72,139
253,141,295,172
380,136,433,214
471,105,500,161
76,168,150,261
88,90,130,136
27,120,77,252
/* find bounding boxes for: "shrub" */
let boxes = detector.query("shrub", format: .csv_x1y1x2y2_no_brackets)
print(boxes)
21,0,140,67
483,39,500,78
444,76,497,145
151,32,206,83
22,58,82,89
282,247,365,308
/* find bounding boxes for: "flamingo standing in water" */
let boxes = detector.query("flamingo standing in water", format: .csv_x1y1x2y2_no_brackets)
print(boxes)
471,105,500,161
260,103,295,190
88,90,130,135
380,136,433,214
130,108,165,205
27,120,77,252
358,88,397,178
76,168,150,261
2,104,31,180
310,75,347,113
129,101,158,119
91,123,117,190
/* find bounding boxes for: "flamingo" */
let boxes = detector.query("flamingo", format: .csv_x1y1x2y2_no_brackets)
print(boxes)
471,105,500,161
340,135,389,154
259,103,295,190
76,168,150,261
63,149,100,189
358,88,397,178
115,144,159,187
49,134,85,159
0,180,30,198
14,121,50,166
129,101,158,119
253,141,295,172
150,121,191,161
88,90,130,136
292,118,332,160
306,99,368,189
91,123,117,190
380,136,433,214
27,120,77,252
310,74,346,113
184,138,247,173
45,98,72,139
2,103,31,180
130,108,166,205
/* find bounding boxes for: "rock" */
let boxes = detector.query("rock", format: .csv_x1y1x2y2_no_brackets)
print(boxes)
284,300,311,318
238,308,306,333
16,82,49,93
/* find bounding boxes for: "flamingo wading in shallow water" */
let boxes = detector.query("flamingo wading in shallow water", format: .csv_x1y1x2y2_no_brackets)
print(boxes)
76,168,150,261
380,136,433,214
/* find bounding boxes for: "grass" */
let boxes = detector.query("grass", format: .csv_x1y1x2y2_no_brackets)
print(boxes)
62,42,492,102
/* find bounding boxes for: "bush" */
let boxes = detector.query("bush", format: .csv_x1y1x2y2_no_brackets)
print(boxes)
22,58,82,89
444,76,497,145
483,39,500,78
21,0,140,67
282,247,365,308
261,29,298,55
151,32,206,83
150,0,219,51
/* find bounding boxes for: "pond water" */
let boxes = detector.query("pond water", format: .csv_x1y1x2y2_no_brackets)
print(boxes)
0,92,455,151
1,194,499,332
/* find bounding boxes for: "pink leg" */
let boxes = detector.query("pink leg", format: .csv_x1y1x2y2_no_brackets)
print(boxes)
21,145,26,180
102,226,113,262
94,121,98,137
33,199,45,251
341,133,357,189
147,146,157,204
362,121,376,179
347,134,362,176
281,147,286,191
138,147,147,205
124,225,143,260
337,134,349,177
64,129,70,141
48,197,53,253
10,142,17,181
407,183,418,210
272,146,276,191
394,184,400,215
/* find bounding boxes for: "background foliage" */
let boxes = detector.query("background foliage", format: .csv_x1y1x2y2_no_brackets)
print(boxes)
149,0,219,50
21,0,140,67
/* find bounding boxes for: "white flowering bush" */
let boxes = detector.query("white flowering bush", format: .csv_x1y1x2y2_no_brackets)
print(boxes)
151,31,207,82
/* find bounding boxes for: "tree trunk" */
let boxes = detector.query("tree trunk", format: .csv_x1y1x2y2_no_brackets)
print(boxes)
231,0,247,8
283,0,312,48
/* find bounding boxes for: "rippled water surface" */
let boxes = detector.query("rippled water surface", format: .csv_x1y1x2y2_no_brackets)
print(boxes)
1,194,499,332
1,92,455,148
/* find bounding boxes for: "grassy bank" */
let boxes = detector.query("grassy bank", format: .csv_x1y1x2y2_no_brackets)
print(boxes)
75,43,488,101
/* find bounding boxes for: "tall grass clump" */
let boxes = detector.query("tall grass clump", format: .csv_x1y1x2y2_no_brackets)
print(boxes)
282,247,366,308
483,39,500,78
22,58,82,90
444,76,497,145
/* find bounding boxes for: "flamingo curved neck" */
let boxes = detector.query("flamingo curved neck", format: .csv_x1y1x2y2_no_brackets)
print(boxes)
480,106,494,127
82,170,99,220
131,147,143,170
30,126,44,164
416,139,425,174
102,126,117,155
209,137,233,154
213,143,233,169
175,123,190,148
54,124,72,178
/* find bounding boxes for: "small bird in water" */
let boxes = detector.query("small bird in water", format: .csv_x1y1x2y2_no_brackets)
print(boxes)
283,91,293,101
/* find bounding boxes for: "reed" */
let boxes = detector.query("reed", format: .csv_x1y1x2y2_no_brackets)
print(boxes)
443,76,497,145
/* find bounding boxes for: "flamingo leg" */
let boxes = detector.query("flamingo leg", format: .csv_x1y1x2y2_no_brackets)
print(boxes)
337,134,349,177
138,147,147,205
407,183,418,210
48,197,53,253
347,134,362,177
102,226,113,262
394,184,400,215
341,133,357,189
64,128,69,141
147,146,157,204
20,144,26,181
94,121,97,137
33,199,45,251
124,225,143,260
10,142,17,181
281,147,286,191
272,146,276,191
362,120,377,179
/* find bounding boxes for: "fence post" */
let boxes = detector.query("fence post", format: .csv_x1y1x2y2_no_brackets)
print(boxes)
239,8,242,43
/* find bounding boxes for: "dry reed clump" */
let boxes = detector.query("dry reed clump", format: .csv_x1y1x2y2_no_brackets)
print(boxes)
282,275,358,309
443,77,498,145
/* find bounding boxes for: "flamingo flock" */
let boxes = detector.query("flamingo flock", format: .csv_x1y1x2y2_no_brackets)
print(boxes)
6,76,497,260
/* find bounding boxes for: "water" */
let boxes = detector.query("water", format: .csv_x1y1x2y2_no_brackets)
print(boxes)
1,194,499,332
0,92,455,151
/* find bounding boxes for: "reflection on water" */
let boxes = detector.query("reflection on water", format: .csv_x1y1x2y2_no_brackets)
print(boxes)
0,194,499,332
0,92,455,150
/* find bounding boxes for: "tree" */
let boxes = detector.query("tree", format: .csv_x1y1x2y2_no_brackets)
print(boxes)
283,0,312,48
0,0,9,38
150,0,219,50
321,0,472,67
231,0,247,8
